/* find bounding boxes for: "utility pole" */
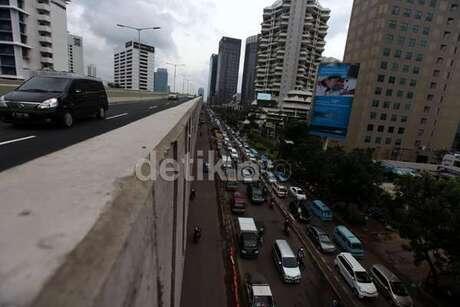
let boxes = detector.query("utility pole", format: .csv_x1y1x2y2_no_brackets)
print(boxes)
166,63,185,93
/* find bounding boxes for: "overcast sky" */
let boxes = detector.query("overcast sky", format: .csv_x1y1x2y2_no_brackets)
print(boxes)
67,0,353,94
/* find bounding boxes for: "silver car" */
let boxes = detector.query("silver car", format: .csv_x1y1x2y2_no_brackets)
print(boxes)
370,264,413,307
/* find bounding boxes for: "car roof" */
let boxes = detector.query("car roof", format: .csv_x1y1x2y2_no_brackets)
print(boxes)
372,264,400,282
252,285,272,297
339,253,366,271
275,239,295,257
335,225,361,244
29,72,102,82
310,225,326,235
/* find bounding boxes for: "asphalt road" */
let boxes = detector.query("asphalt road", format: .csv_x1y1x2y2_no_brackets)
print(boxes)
0,98,189,172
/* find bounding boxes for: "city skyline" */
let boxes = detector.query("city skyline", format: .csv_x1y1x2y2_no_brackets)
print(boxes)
67,0,354,93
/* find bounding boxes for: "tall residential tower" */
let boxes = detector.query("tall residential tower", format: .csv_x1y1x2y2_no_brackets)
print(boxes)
215,37,241,104
241,35,258,105
255,0,330,118
207,54,218,104
154,68,168,92
67,33,83,75
344,0,460,162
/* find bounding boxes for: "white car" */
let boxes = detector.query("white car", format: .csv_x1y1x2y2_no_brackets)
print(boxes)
272,182,287,198
289,187,306,200
335,253,378,299
265,172,277,184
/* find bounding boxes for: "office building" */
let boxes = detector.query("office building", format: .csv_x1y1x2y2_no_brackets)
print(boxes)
67,33,83,74
154,68,168,92
198,87,204,97
344,0,460,162
241,35,258,105
255,0,330,119
207,54,218,104
87,64,97,77
215,37,241,104
114,41,155,91
0,0,70,79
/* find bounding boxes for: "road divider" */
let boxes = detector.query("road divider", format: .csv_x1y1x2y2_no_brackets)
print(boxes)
0,135,36,146
106,113,128,120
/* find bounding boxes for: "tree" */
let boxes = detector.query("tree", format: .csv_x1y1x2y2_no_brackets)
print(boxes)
393,174,460,286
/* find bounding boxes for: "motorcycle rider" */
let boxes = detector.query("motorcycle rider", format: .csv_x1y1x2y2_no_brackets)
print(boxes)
297,248,305,268
193,225,201,243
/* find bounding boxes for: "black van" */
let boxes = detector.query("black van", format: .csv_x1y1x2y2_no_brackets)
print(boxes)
0,74,109,128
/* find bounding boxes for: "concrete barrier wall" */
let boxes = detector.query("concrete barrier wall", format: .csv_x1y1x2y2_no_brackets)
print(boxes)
0,98,201,307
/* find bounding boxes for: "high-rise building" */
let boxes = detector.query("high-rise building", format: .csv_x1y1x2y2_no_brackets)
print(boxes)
241,35,258,105
114,41,155,91
154,68,168,92
67,33,84,74
344,0,460,162
198,87,204,97
255,0,330,119
87,64,97,77
207,54,218,104
215,37,241,104
0,0,70,79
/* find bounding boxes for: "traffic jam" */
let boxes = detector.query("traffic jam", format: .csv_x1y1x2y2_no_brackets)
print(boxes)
206,108,415,307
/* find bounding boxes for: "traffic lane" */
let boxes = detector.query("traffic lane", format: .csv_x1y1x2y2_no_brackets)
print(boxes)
0,98,188,172
235,186,338,307
0,98,181,142
276,197,393,307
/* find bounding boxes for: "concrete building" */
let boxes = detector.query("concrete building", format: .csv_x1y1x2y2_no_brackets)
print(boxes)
87,64,96,77
215,37,241,104
0,0,70,79
154,68,168,92
241,35,258,105
344,0,460,162
114,41,155,91
207,53,218,104
198,87,204,97
67,33,83,74
254,0,330,119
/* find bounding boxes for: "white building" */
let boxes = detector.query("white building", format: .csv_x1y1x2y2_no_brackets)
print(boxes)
0,0,70,79
114,41,155,91
67,33,83,74
87,64,96,77
255,0,330,119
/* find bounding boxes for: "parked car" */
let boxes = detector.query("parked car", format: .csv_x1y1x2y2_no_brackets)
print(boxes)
272,182,288,198
272,239,301,284
288,200,311,223
370,264,413,307
335,252,378,299
307,225,336,253
168,93,178,100
0,74,109,128
288,186,306,200
264,171,277,184
244,273,275,307
232,192,247,214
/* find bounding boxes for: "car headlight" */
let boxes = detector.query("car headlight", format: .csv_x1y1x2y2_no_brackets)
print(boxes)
37,98,58,109
241,249,247,254
0,96,7,107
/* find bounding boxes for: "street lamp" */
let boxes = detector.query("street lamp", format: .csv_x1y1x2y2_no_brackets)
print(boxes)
167,62,185,93
116,24,161,48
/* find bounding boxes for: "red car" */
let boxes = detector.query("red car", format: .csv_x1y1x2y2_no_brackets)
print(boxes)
232,191,247,214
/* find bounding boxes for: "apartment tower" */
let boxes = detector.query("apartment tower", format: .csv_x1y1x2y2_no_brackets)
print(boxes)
154,68,168,92
67,33,83,74
207,53,218,104
241,35,258,105
344,0,460,162
215,37,241,104
114,41,155,91
255,0,330,118
0,0,70,79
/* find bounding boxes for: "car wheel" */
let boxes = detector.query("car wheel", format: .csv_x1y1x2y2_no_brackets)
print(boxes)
96,106,106,119
60,112,74,128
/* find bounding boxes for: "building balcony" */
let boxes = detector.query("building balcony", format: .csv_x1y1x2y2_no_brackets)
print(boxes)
36,2,51,12
37,24,51,33
40,57,53,64
39,36,52,44
40,46,53,53
37,14,51,23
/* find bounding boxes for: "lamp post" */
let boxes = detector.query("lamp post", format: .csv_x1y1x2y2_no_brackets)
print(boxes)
167,63,186,94
116,24,161,49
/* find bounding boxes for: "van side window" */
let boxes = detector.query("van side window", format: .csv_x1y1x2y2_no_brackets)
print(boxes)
274,245,281,259
70,79,85,93
373,268,389,287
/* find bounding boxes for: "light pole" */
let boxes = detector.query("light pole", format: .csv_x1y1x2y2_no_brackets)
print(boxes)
116,24,161,49
166,62,185,94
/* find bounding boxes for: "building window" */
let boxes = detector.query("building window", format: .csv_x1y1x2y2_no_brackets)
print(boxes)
400,22,409,31
389,76,396,84
381,113,387,121
391,114,398,122
388,126,395,133
415,54,423,62
386,89,393,97
412,25,420,33
407,92,414,99
427,94,434,101
408,38,416,47
426,12,433,21
385,138,392,145
377,74,385,82
405,52,413,60
391,63,399,71
413,66,420,74
367,124,374,131
424,106,431,113
375,87,383,95
403,8,411,17
422,27,430,35
415,10,422,19
372,99,380,107
401,116,408,123
383,101,391,109
388,20,397,29
397,90,404,97
394,50,402,58
398,127,406,134
395,139,402,146
370,112,377,119
392,6,400,15
398,36,406,46
383,48,391,56
375,137,382,144
402,65,410,73
430,82,437,89
400,77,407,85
410,79,417,87
421,118,427,124
365,136,371,143
380,61,388,69
385,34,394,43
378,125,385,132
405,103,412,111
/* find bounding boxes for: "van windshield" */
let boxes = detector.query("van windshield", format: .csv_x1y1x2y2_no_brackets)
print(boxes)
355,271,372,283
254,296,273,307
18,77,70,93
391,282,409,296
282,257,298,268
351,242,362,250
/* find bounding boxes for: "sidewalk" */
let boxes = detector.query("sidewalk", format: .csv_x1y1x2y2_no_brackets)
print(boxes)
180,113,228,307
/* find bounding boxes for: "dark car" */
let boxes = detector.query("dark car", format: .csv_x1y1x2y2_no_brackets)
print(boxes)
247,183,266,204
244,273,275,307
307,225,336,253
289,200,311,223
0,74,109,128
232,191,247,214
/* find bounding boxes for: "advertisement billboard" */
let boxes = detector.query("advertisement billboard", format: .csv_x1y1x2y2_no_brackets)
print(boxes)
310,63,360,140
257,93,272,101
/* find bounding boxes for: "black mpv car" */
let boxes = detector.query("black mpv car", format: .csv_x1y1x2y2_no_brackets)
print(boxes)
0,74,109,128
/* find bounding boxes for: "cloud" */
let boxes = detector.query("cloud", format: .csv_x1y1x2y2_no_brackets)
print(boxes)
67,0,353,93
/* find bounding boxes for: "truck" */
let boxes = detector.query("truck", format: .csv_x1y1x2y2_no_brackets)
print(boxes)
237,217,260,258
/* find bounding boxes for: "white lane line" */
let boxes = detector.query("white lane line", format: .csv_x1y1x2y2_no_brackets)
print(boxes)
106,113,128,120
149,105,158,110
0,135,36,146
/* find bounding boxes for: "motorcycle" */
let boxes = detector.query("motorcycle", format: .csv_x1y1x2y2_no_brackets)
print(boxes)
193,226,201,243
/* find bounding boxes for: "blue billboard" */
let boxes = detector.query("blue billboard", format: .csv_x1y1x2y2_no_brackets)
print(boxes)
310,63,360,140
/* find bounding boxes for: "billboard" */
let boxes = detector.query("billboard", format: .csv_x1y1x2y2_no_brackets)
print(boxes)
257,93,272,101
310,63,360,140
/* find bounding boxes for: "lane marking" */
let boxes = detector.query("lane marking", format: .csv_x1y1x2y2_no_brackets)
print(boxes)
0,135,36,146
149,105,158,110
106,113,128,120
